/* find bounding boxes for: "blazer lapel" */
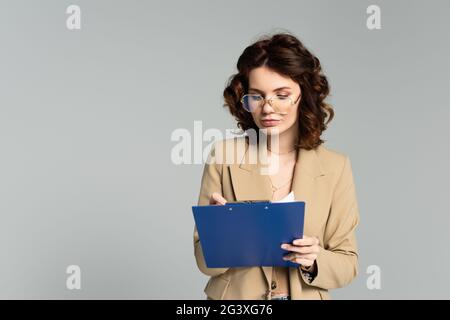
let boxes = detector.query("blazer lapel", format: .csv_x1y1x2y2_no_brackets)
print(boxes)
228,138,326,200
289,148,325,298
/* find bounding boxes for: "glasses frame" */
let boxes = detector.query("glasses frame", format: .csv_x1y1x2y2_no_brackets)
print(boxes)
240,92,302,113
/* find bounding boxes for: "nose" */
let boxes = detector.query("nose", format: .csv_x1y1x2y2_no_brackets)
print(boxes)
262,99,275,114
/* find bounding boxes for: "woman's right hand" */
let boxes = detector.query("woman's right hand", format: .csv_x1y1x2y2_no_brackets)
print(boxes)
209,192,227,205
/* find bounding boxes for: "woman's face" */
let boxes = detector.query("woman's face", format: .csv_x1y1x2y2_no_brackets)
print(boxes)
247,66,301,136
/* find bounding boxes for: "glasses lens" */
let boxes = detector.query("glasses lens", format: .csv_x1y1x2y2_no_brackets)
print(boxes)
271,96,292,111
242,95,262,112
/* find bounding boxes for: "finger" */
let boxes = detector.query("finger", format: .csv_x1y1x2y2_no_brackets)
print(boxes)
296,235,318,245
293,236,319,246
280,243,312,254
295,258,314,267
283,253,317,261
283,256,314,267
281,244,319,254
210,192,227,205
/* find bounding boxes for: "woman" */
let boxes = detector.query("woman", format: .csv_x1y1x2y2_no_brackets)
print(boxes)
193,33,360,300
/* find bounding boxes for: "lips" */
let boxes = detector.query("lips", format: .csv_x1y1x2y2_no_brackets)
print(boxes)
261,118,281,121
261,119,280,127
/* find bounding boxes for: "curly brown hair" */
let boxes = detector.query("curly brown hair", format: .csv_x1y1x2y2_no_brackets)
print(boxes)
223,32,334,150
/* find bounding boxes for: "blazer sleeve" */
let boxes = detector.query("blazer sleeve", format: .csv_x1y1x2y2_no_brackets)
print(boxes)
193,143,230,277
301,155,360,289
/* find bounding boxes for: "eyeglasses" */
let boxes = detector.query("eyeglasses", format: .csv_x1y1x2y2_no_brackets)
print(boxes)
240,93,301,113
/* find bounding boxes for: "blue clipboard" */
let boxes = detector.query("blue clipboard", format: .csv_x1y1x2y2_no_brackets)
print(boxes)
192,201,305,268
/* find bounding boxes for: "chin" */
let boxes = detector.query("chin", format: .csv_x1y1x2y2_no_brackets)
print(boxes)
259,125,285,135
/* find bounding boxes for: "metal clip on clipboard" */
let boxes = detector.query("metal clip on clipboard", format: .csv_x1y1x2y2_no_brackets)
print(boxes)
226,199,272,204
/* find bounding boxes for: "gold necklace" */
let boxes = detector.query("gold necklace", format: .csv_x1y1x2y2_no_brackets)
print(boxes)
268,176,293,198
267,151,296,198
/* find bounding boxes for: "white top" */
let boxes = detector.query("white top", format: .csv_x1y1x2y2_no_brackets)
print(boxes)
272,191,295,203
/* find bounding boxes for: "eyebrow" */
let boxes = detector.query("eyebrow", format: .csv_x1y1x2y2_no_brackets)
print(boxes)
248,86,292,94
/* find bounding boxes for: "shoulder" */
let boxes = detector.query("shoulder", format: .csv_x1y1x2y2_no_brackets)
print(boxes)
314,144,351,175
206,136,248,166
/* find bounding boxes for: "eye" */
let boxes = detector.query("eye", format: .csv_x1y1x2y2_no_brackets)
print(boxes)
276,95,290,100
250,95,263,101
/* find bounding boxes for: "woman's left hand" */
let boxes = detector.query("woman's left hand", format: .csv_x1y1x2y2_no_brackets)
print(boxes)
281,235,320,268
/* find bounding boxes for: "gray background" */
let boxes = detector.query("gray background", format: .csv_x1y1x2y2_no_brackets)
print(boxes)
0,0,449,299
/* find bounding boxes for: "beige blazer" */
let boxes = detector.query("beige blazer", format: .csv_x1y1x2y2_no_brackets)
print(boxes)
193,136,360,300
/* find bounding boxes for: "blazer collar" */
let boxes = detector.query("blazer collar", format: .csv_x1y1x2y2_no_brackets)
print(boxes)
229,137,325,202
